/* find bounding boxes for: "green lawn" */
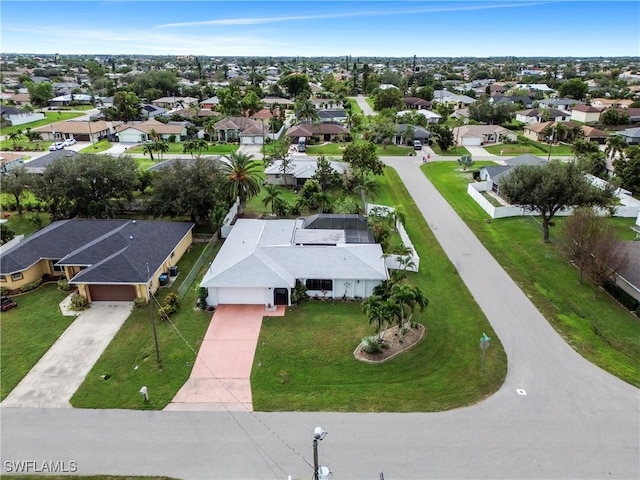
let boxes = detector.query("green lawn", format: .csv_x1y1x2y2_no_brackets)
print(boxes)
423,161,640,387
244,184,299,217
1,284,73,401
2,211,50,235
347,97,362,115
431,144,470,156
306,142,413,157
484,139,574,157
127,142,239,155
80,139,112,153
0,112,85,136
71,242,220,409
364,97,375,111
250,166,507,412
134,157,156,171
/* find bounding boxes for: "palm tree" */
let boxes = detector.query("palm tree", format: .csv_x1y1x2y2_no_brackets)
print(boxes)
7,129,23,149
554,123,568,143
183,138,209,158
569,125,584,143
220,152,263,213
572,139,600,162
457,154,474,171
154,140,169,160
604,135,627,161
355,175,381,209
261,184,283,214
203,118,217,142
141,142,155,161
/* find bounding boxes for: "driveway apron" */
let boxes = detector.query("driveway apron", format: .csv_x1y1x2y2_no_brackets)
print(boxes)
1,302,132,408
166,304,285,412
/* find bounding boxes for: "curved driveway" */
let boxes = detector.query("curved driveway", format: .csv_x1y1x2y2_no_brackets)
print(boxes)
1,158,638,479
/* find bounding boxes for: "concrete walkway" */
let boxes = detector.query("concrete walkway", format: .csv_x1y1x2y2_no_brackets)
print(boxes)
350,94,375,116
165,304,285,412
1,302,133,408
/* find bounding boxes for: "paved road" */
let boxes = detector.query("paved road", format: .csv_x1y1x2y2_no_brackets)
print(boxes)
1,158,638,479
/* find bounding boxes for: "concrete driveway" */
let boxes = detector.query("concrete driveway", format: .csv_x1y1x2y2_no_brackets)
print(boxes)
166,304,285,412
1,302,132,408
464,145,495,156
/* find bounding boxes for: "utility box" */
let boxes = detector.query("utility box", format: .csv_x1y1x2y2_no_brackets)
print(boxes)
159,274,169,286
169,266,179,277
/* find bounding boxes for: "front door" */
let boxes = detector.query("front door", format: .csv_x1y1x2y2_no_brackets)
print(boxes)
274,288,288,306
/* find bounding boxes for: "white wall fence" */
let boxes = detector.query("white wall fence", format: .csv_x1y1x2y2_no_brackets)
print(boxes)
221,197,240,238
367,204,420,272
468,181,640,220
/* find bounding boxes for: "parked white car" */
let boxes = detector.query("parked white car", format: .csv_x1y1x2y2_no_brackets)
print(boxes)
48,142,65,151
63,138,76,147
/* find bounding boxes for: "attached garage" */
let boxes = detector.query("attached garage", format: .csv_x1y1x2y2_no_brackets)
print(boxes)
215,287,268,305
89,284,136,302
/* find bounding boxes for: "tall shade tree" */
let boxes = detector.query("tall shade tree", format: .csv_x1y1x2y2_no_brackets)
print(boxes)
220,152,263,213
613,145,640,195
26,81,53,110
342,142,384,176
147,157,226,223
499,160,615,243
33,153,139,219
113,91,141,122
0,166,32,215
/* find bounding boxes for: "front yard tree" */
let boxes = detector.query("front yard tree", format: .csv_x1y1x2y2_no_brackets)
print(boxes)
601,108,629,126
113,90,141,122
183,138,209,158
557,78,589,100
312,155,341,191
148,157,226,223
373,87,403,111
34,153,138,219
499,160,615,243
457,154,474,171
295,96,319,123
583,223,628,296
613,146,640,195
220,152,262,213
241,90,264,117
430,123,455,153
6,130,23,149
279,73,310,99
1,167,32,215
604,135,627,160
26,81,53,110
572,138,600,162
368,116,396,149
261,184,283,214
342,142,384,176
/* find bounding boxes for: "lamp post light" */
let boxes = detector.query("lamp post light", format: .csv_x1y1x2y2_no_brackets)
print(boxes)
312,427,332,480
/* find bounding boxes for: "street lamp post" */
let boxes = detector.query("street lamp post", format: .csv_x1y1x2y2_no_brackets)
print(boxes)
312,427,332,480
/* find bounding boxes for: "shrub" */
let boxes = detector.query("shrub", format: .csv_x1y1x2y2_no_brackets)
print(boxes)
57,279,74,292
133,297,148,309
157,291,180,319
70,293,89,311
197,287,208,309
27,213,44,229
0,287,9,296
20,279,42,293
360,335,385,354
290,280,308,304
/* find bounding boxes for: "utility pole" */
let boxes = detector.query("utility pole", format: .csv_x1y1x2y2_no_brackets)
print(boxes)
146,263,161,364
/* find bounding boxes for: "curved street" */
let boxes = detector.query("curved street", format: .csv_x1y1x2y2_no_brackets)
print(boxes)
1,157,638,480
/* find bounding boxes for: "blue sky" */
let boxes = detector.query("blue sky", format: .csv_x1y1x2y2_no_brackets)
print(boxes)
1,1,639,57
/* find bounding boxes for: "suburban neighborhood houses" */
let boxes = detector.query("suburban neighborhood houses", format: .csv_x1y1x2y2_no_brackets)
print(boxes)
1,40,639,480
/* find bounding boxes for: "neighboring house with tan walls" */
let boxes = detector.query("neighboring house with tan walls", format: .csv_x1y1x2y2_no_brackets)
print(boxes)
0,219,193,302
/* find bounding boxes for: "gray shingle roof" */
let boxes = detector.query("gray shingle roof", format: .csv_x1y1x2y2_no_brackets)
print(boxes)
1,219,193,284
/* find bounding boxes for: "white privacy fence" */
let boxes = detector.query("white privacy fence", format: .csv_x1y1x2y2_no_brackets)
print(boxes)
468,180,640,220
367,204,420,272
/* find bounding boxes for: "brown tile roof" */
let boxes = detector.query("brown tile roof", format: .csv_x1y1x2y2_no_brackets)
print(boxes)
34,120,122,134
214,116,259,131
573,104,602,113
524,121,580,133
286,123,349,137
7,93,30,103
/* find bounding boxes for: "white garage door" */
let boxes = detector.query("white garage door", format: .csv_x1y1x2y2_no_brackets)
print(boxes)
217,287,267,305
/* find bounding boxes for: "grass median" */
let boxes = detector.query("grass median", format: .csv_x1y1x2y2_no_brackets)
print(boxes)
423,161,640,387
250,166,507,412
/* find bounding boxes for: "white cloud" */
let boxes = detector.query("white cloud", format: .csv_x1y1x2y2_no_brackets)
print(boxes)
156,2,550,28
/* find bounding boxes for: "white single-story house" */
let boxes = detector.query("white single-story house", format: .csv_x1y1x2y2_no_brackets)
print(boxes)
200,217,388,307
453,125,517,146
397,109,441,124
116,119,188,143
0,106,45,126
479,154,547,194
264,157,348,187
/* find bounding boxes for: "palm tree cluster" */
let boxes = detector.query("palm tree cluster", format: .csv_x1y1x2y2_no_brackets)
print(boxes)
362,267,428,351
141,139,169,161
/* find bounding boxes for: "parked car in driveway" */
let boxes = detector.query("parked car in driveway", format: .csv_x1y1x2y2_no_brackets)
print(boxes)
413,140,423,150
63,138,76,147
1,296,17,311
48,142,65,151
